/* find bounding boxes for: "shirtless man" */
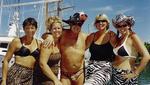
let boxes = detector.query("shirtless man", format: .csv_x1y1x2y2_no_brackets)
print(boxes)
59,12,88,85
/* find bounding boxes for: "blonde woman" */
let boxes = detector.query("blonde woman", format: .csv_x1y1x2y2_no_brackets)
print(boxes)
33,16,62,85
85,14,116,85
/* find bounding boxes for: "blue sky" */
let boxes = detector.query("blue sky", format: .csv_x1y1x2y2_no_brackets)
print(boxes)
0,0,150,42
66,0,150,42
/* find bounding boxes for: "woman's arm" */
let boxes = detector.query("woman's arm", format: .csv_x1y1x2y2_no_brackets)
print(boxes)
132,34,150,75
1,38,18,85
39,44,62,85
109,31,117,47
85,33,95,50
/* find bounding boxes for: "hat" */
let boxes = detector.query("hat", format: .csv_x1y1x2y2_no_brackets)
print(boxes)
95,14,110,23
112,14,135,28
63,12,88,26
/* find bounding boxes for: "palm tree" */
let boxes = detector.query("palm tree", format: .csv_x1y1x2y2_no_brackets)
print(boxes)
144,42,150,53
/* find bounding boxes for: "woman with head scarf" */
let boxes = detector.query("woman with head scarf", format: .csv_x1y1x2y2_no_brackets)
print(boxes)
112,14,150,84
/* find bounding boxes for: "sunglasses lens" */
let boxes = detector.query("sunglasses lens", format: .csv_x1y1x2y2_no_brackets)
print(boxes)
72,22,82,27
96,20,106,23
117,24,127,28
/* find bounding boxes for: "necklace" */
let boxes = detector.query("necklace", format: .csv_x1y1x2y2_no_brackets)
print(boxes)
22,36,33,45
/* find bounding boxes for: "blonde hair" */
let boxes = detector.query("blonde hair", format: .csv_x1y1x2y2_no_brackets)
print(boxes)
45,16,62,33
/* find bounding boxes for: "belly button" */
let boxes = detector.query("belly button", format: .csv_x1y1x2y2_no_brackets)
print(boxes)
72,65,76,68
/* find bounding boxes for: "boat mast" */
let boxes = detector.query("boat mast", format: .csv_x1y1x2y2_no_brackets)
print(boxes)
45,0,49,20
0,0,60,8
57,1,61,17
48,0,74,17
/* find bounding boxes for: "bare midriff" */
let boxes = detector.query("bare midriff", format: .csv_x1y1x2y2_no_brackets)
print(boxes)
15,56,36,69
113,56,136,71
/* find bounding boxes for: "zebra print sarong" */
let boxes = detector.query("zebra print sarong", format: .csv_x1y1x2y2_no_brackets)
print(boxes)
84,60,112,85
6,63,33,85
112,67,138,85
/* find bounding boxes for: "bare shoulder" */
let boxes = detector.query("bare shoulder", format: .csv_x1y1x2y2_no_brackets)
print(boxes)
108,30,116,37
60,29,68,37
10,37,20,45
130,33,145,48
130,33,142,43
108,30,117,40
8,37,20,50
62,29,69,34
130,32,150,56
108,30,117,47
86,32,95,40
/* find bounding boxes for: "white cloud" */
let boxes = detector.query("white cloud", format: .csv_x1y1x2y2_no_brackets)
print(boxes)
116,7,134,14
91,6,113,12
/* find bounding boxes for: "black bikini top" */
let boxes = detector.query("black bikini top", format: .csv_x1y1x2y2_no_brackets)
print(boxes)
113,36,129,56
14,38,40,59
113,35,136,58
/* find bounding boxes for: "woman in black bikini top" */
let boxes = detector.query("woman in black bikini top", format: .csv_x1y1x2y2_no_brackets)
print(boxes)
1,17,41,85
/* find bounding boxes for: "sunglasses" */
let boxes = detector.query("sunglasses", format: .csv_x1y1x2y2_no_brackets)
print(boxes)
116,24,128,28
72,22,83,27
95,20,107,23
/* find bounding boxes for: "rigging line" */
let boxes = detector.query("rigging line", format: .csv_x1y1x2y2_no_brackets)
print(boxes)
16,0,20,37
36,3,42,38
0,0,61,8
0,0,3,30
7,0,13,25
37,3,44,39
6,0,11,24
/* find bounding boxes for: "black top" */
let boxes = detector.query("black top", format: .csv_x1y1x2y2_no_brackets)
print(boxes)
14,38,40,59
89,34,115,62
